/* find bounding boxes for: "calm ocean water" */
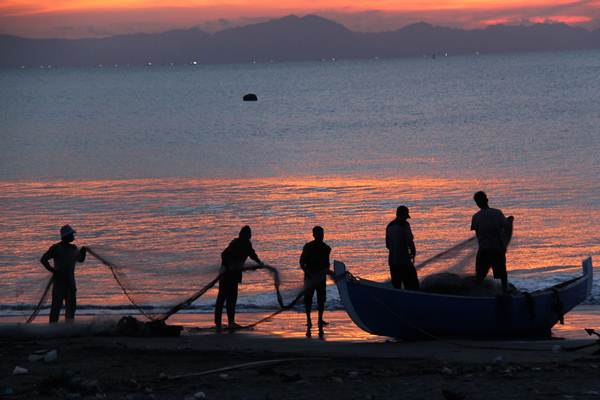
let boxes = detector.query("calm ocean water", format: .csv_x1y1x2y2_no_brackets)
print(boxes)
1,50,599,317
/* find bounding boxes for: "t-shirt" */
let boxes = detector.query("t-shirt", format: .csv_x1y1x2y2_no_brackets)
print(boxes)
470,207,509,251
221,238,259,282
299,240,331,278
386,219,414,265
42,242,85,287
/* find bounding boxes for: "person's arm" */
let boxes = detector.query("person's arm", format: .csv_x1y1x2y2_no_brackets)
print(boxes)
40,246,56,274
325,246,334,277
78,246,87,263
470,214,477,232
385,225,391,250
407,226,416,263
248,243,263,266
299,245,307,272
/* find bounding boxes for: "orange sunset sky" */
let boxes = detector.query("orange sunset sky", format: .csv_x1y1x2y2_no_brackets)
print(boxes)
1,0,598,38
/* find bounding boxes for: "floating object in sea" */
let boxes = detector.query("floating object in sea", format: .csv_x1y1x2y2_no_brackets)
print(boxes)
243,93,258,101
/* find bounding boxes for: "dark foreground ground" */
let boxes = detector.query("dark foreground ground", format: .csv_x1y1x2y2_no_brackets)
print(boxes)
2,331,600,400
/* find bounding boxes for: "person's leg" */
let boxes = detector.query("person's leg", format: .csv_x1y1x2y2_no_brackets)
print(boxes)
389,265,403,288
65,287,77,322
316,280,326,326
304,283,315,327
214,278,227,328
49,283,64,323
491,251,508,292
476,250,491,284
226,280,239,327
404,262,420,290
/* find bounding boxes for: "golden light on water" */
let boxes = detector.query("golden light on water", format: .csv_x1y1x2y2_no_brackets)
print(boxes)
0,175,598,311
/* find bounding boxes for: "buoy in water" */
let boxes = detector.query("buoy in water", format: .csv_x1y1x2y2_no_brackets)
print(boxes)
243,93,258,101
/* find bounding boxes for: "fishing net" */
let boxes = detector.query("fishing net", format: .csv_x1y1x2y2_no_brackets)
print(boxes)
8,235,484,326
17,243,312,326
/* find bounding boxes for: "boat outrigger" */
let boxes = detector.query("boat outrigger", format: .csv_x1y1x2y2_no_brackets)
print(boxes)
334,257,593,340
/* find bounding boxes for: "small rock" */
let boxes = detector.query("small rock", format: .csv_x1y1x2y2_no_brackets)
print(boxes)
44,349,58,363
493,356,505,364
12,366,28,375
552,345,562,353
441,367,454,375
348,370,359,378
218,373,229,379
158,372,167,380
332,377,344,384
192,392,206,399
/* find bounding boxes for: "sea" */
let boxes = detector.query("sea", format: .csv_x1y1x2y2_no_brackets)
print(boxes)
1,50,599,338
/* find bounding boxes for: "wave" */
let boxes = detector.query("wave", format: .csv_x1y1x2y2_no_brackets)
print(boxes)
1,273,598,318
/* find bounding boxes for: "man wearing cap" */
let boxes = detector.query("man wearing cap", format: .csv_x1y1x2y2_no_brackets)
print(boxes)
40,225,87,323
215,225,264,330
386,206,419,290
471,191,514,292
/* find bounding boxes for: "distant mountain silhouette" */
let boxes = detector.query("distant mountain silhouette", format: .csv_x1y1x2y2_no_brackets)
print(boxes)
1,15,599,67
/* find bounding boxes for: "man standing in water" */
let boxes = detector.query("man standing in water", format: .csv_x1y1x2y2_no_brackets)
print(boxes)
215,225,264,330
386,206,419,290
471,191,514,292
300,226,331,337
40,225,87,323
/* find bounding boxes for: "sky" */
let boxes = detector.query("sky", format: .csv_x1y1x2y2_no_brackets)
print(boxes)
1,0,599,38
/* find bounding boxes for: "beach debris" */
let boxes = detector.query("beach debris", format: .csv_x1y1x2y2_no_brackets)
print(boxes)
493,355,505,364
116,316,182,337
441,389,467,400
28,348,58,363
168,358,325,380
12,366,28,375
242,93,258,101
44,349,58,363
1,386,14,396
552,345,562,353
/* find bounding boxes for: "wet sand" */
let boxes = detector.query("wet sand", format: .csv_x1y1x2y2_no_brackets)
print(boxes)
2,308,600,399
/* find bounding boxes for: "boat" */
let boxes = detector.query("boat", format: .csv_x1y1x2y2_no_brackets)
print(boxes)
334,257,593,340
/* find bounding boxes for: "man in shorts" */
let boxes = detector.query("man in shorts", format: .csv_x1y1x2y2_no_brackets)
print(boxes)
471,191,514,292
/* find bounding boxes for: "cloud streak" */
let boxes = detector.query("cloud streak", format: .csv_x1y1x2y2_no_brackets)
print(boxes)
1,0,598,38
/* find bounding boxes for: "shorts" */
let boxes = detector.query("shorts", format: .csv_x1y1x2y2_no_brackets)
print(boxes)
476,249,506,280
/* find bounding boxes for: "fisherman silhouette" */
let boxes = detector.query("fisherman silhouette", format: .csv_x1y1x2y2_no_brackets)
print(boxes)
215,225,264,330
40,225,87,323
299,226,332,338
386,206,419,290
471,191,514,292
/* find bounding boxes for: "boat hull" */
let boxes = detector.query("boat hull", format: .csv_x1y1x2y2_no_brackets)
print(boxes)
334,258,593,340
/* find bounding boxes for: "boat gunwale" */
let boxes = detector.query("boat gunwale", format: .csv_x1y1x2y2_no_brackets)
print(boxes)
337,257,592,301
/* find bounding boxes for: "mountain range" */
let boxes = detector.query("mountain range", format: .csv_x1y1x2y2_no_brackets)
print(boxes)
1,15,599,68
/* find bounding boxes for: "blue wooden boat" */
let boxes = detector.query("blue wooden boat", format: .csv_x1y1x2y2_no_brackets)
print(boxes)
334,257,593,340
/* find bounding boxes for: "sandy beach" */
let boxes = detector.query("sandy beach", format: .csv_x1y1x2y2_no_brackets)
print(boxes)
2,308,600,400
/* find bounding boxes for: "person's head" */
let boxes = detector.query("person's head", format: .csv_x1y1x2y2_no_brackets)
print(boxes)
239,225,252,240
473,191,489,209
312,225,324,242
396,206,411,221
60,224,76,243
